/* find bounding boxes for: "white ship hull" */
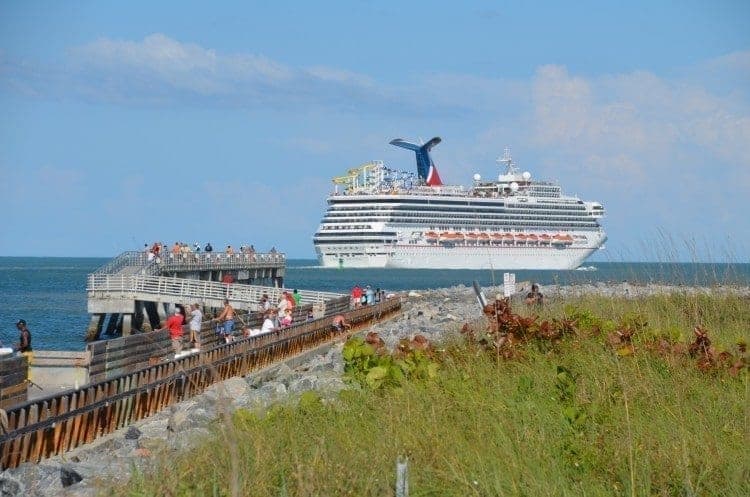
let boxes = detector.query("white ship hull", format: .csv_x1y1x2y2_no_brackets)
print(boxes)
316,242,601,270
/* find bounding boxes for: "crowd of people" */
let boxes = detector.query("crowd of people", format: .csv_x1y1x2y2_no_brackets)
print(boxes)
155,288,311,353
350,284,385,307
143,241,279,263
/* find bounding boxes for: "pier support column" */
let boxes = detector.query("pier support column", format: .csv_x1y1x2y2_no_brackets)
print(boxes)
157,302,167,322
121,314,132,336
85,314,105,342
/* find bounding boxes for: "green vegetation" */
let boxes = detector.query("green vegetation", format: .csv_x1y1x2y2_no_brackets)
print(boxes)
113,293,748,497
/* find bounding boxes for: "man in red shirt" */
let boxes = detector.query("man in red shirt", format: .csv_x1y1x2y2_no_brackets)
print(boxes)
351,285,363,308
159,307,185,354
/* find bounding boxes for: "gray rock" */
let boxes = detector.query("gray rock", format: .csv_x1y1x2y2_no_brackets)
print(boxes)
6,463,62,497
167,406,189,433
259,381,287,399
124,426,141,440
0,474,25,497
273,364,294,383
60,465,82,488
288,376,316,393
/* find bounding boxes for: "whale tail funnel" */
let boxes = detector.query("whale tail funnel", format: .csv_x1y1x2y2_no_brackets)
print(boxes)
389,137,443,186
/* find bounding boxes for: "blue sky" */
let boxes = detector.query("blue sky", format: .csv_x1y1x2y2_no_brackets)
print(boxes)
1,1,748,261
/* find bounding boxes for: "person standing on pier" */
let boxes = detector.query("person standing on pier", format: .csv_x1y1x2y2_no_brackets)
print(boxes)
352,285,362,308
15,319,32,355
292,289,301,307
159,308,185,354
204,242,213,253
217,299,236,337
188,303,203,350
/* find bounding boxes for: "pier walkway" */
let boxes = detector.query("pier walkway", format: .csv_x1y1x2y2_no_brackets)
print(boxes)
88,274,341,313
86,250,291,339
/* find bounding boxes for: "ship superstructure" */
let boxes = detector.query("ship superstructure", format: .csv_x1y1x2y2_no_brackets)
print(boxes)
313,137,606,269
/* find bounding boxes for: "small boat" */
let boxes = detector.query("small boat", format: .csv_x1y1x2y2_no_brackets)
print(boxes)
425,231,439,242
515,234,527,243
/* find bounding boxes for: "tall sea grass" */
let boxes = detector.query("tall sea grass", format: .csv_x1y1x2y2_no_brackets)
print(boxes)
111,291,749,497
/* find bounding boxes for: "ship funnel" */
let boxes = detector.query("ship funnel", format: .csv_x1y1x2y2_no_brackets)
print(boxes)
389,137,443,186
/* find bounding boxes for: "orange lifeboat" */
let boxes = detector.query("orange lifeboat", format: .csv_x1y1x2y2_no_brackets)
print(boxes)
527,234,538,243
562,234,574,245
515,233,528,243
503,233,515,244
425,231,439,243
466,232,478,241
478,232,490,240
539,234,551,244
552,234,567,245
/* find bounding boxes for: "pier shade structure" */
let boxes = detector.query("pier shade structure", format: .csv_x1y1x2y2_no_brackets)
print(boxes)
86,250,296,339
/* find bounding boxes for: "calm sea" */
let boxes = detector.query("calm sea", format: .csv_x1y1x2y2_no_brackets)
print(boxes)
1,257,748,351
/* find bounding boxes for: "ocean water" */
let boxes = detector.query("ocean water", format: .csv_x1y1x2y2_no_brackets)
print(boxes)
1,257,748,351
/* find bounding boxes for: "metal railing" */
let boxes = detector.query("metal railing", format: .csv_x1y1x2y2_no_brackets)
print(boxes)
156,252,286,272
93,251,286,277
93,251,151,275
87,274,343,308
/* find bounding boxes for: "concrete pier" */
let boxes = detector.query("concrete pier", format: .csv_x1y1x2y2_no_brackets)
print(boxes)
86,250,289,340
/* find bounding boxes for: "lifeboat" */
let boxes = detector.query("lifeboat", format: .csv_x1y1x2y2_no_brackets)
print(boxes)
552,234,570,245
562,234,574,245
465,232,479,241
526,234,538,243
425,231,439,243
491,233,504,240
503,233,515,244
515,233,528,243
538,234,551,245
478,232,490,240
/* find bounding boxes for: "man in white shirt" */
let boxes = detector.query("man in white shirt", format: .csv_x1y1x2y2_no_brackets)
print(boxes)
189,303,203,349
261,310,277,334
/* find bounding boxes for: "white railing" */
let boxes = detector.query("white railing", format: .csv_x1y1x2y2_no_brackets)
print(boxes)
157,252,286,271
87,274,343,308
93,251,150,275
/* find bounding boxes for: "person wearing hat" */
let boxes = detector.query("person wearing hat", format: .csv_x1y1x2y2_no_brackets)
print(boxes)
15,319,32,354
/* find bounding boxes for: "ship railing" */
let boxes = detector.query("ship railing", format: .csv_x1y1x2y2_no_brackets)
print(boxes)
87,274,342,308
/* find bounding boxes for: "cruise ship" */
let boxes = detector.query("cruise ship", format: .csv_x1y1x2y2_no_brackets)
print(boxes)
313,137,606,269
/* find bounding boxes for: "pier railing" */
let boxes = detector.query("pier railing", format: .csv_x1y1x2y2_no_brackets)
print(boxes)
87,274,344,309
92,251,286,276
156,252,286,272
93,251,150,275
0,297,401,469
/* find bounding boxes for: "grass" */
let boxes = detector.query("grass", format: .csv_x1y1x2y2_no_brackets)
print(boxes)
110,292,749,497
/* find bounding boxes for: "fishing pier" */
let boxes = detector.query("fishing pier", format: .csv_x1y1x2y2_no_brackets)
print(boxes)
0,249,403,470
86,250,287,339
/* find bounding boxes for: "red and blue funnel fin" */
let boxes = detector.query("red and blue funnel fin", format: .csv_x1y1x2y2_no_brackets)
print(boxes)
389,136,443,186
